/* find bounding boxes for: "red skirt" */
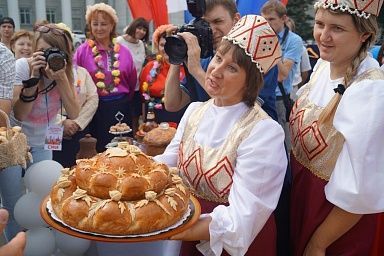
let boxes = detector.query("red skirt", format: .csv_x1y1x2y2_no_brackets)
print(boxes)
180,197,277,256
370,213,384,256
290,155,377,256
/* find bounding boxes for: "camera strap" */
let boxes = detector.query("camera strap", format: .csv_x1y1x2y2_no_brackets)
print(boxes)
38,80,57,95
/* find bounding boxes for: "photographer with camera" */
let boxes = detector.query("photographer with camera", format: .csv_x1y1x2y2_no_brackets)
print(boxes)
11,23,79,163
164,0,239,112
164,0,280,121
52,22,99,168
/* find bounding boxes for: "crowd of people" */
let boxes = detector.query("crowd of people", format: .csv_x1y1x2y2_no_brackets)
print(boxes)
0,0,384,255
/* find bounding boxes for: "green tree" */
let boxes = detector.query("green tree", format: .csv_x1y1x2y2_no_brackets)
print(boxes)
286,1,384,44
286,0,315,41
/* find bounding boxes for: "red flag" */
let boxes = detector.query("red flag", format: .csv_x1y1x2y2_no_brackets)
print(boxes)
127,0,169,28
149,0,169,27
127,0,153,21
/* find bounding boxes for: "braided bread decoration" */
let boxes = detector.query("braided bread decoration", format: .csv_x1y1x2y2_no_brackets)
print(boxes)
50,144,190,235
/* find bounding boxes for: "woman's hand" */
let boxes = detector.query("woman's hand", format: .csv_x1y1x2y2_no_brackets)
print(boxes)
0,209,26,256
178,32,202,75
63,119,80,137
30,51,46,78
165,25,179,37
169,215,211,241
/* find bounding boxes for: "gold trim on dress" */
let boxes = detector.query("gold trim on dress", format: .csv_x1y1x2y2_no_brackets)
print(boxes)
290,62,344,181
178,100,270,202
290,65,384,181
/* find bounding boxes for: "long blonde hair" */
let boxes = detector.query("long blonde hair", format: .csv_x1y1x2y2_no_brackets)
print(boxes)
318,10,378,124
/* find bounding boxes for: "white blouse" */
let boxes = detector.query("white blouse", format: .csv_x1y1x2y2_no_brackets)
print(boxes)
298,56,384,214
116,36,146,91
155,101,287,255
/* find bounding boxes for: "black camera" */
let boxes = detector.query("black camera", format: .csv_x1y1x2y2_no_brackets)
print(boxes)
164,0,213,65
43,47,67,71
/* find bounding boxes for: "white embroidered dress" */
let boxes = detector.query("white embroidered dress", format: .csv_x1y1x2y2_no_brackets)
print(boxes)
295,56,384,213
155,99,287,255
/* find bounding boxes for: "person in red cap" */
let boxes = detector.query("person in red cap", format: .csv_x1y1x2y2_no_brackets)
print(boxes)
0,17,15,49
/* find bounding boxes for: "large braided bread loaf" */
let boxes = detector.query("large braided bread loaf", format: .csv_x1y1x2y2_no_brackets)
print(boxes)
50,144,190,235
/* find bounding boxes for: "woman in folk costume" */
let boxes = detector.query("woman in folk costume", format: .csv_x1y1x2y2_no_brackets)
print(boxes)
289,0,384,255
155,15,287,255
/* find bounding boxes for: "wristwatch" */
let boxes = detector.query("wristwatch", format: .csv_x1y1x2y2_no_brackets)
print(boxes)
22,77,40,88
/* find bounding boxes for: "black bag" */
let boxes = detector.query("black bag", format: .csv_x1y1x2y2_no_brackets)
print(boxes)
278,82,294,121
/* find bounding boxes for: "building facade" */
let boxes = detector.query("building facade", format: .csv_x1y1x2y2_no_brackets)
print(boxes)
0,0,184,35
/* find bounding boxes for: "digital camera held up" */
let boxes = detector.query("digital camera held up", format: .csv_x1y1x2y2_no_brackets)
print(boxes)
164,0,213,65
43,47,67,71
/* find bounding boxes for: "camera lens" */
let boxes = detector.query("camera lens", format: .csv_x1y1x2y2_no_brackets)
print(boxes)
164,36,188,65
47,54,65,71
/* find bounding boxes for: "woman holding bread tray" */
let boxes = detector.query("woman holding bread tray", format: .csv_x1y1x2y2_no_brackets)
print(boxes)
154,15,287,256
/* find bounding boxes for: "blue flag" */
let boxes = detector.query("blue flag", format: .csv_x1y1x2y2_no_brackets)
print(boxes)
184,10,194,23
185,0,270,23
236,0,269,15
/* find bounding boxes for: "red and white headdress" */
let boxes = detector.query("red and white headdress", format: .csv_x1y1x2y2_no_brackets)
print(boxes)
314,0,383,19
223,15,281,74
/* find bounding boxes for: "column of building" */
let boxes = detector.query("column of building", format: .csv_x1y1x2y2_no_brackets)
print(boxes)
61,0,72,28
35,0,46,24
6,0,20,30
86,0,95,7
115,0,130,34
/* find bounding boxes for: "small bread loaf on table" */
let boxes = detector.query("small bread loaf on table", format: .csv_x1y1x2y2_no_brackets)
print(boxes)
143,122,176,156
50,145,190,235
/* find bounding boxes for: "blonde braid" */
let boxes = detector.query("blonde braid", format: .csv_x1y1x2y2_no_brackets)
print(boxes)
344,46,369,87
318,14,378,125
318,49,366,124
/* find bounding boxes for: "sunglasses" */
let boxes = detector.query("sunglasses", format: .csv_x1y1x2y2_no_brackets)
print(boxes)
34,24,65,36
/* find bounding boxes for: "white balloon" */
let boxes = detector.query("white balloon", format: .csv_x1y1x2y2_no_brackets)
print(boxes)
14,192,47,229
24,160,63,197
25,227,56,256
55,230,91,256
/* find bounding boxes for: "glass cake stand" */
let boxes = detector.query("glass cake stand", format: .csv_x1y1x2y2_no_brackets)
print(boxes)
107,111,132,147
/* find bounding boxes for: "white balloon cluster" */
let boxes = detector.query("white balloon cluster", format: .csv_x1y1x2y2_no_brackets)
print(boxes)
13,160,91,256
